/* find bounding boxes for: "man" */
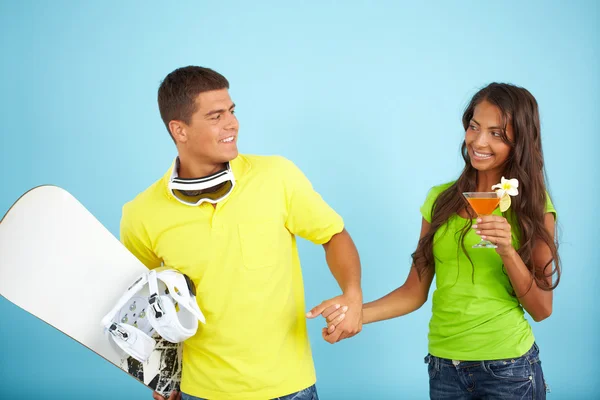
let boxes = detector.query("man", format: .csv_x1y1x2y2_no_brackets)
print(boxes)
120,66,363,400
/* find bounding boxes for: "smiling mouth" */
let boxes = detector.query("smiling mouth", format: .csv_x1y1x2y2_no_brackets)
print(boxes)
472,149,493,159
219,136,235,143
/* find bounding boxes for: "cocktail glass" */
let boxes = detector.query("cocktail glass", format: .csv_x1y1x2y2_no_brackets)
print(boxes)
462,192,501,248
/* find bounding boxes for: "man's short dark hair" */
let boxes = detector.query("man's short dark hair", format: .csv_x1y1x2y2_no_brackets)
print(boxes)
157,66,230,141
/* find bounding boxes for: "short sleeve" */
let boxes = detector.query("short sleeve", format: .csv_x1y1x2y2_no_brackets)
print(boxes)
544,192,557,220
120,202,162,269
420,182,454,223
280,157,344,244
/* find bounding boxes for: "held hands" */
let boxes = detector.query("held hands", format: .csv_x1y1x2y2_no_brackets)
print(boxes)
152,390,181,400
473,215,515,257
306,292,362,344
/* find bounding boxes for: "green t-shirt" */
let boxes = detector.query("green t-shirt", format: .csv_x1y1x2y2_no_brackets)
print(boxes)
420,182,556,360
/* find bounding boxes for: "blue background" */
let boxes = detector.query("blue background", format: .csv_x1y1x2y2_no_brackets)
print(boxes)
1,1,598,399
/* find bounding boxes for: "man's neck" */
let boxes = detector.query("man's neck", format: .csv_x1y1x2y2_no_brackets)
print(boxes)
177,155,226,179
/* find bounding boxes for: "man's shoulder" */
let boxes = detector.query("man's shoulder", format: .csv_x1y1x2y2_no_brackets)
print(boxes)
122,177,166,217
239,153,297,176
241,153,290,167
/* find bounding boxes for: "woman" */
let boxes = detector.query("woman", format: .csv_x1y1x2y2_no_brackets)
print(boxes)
324,83,561,399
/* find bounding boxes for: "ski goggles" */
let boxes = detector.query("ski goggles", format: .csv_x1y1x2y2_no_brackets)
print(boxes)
168,161,235,206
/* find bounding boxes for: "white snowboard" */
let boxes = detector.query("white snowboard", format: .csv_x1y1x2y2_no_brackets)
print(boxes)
0,185,182,398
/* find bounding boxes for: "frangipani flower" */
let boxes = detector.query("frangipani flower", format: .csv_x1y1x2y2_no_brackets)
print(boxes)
492,177,519,198
492,177,519,212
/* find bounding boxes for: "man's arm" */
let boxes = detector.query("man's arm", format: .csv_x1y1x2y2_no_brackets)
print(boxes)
278,156,363,343
120,202,162,269
121,202,168,400
323,229,361,295
306,228,363,343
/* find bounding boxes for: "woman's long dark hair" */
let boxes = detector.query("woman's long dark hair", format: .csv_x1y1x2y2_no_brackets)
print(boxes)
412,83,561,292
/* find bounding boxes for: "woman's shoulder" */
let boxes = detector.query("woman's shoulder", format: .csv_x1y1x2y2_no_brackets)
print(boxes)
425,181,456,199
419,181,456,222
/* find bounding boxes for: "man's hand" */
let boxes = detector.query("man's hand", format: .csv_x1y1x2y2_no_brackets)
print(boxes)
153,390,181,400
306,292,362,344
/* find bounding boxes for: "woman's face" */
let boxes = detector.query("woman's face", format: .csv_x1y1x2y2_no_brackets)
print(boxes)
465,100,513,174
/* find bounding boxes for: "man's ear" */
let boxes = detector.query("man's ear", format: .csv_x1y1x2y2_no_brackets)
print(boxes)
169,120,188,143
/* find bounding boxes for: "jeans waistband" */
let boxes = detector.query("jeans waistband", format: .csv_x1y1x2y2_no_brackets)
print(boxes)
424,342,540,369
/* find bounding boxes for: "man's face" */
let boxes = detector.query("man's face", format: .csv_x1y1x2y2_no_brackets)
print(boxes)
174,89,239,165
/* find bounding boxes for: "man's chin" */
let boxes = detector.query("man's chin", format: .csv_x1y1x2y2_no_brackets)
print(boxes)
224,149,239,162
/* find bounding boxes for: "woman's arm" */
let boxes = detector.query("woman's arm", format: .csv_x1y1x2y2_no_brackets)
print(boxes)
475,212,556,322
362,218,435,324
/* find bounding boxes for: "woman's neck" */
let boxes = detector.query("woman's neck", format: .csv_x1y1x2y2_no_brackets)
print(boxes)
475,170,502,192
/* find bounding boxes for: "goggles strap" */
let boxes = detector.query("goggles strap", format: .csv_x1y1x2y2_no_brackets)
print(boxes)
168,159,236,206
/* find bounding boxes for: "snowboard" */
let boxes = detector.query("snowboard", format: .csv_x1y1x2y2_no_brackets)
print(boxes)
0,185,182,398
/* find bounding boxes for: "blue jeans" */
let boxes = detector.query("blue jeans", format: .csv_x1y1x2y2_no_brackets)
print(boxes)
425,343,549,399
181,384,319,400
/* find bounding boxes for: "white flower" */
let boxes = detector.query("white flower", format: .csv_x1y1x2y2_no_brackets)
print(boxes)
491,176,519,198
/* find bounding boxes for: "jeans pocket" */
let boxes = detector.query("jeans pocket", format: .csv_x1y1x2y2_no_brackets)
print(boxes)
425,354,438,380
527,342,541,363
280,385,317,400
181,394,207,400
486,357,533,382
428,363,438,380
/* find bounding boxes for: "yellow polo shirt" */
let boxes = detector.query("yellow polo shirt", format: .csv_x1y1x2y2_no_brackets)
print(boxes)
119,154,344,400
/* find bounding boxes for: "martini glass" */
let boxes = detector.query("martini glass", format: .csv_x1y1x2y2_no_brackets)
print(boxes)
462,192,501,248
